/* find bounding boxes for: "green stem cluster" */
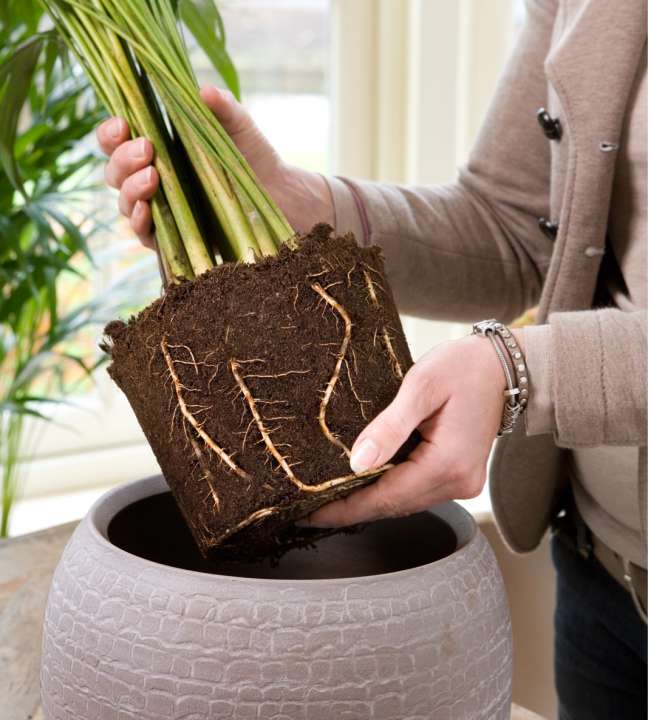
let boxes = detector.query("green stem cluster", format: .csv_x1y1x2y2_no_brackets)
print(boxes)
41,0,295,282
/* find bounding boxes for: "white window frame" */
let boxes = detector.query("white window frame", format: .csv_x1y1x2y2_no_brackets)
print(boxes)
15,0,518,503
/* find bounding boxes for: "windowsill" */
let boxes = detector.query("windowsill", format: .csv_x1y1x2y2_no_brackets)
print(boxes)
9,484,116,536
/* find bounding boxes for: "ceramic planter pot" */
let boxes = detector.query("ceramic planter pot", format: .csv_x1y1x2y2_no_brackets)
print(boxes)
40,475,512,720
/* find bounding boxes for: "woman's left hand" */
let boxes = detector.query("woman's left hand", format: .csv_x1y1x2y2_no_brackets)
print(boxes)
303,332,521,528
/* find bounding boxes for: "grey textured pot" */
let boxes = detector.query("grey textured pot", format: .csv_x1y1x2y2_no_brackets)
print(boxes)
41,475,512,720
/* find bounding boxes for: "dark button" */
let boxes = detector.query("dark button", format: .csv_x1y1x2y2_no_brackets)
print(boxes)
538,217,559,240
536,107,562,140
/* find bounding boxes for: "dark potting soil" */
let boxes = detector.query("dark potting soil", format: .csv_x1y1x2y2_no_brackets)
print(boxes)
104,226,415,560
108,491,457,580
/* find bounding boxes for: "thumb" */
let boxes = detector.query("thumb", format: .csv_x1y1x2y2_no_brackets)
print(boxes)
350,370,434,474
200,85,251,137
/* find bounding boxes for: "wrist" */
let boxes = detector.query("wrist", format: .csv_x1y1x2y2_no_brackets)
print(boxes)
466,334,507,393
274,163,335,232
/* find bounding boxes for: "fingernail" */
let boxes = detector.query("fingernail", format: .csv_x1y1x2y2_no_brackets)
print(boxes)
139,167,153,186
109,118,124,138
350,438,380,474
134,138,148,159
221,88,234,101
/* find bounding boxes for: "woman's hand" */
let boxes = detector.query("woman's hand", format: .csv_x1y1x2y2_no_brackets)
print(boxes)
95,86,334,247
302,332,522,528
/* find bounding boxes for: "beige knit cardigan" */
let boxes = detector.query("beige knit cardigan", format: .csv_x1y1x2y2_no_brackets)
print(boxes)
328,0,647,553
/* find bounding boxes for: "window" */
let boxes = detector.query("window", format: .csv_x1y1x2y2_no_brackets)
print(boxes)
216,0,332,174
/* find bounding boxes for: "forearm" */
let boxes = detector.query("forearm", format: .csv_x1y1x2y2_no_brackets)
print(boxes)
328,175,551,323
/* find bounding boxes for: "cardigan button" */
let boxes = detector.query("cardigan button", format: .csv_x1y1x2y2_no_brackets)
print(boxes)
584,246,605,258
538,217,559,240
536,108,562,140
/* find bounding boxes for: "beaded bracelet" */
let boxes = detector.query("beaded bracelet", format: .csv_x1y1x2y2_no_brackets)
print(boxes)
472,319,529,436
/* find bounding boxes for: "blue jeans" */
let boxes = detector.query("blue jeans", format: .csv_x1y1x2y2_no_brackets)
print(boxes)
552,533,647,719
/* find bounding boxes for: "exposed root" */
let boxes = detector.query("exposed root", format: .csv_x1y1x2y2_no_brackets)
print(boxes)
289,284,300,312
236,358,266,365
169,402,181,438
346,262,357,287
307,269,329,280
310,282,352,457
166,343,199,374
155,292,169,318
344,358,371,421
362,270,405,380
189,404,213,417
207,365,223,391
382,329,404,379
351,347,359,374
231,357,394,495
189,436,221,512
307,463,395,493
362,261,383,278
230,359,300,484
161,337,250,480
363,269,380,308
239,418,256,451
222,507,279,540
243,369,311,380
157,262,407,545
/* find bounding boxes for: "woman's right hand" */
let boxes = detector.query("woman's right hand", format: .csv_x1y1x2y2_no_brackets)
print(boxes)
96,85,335,248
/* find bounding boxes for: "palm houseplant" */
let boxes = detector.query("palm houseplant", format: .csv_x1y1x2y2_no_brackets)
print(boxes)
41,0,414,558
0,0,123,536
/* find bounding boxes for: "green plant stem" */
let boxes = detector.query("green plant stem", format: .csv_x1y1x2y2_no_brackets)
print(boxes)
42,0,297,271
91,17,211,276
43,0,204,279
166,109,262,260
151,192,195,281
67,14,195,280
81,0,294,246
234,181,279,256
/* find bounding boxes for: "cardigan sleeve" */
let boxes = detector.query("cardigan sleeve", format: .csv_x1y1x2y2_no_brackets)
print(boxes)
326,0,559,324
524,309,646,446
523,323,557,435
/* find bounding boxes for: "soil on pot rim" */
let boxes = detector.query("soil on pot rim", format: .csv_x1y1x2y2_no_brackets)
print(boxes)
104,225,414,560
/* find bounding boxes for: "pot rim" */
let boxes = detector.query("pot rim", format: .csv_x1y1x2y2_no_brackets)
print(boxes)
85,475,479,586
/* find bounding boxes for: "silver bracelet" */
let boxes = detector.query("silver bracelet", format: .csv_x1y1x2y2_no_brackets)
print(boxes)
472,319,529,437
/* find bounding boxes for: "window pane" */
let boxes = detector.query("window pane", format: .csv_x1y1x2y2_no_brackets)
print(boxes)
193,0,332,173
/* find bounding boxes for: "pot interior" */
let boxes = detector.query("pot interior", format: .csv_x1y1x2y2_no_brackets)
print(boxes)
107,491,458,580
